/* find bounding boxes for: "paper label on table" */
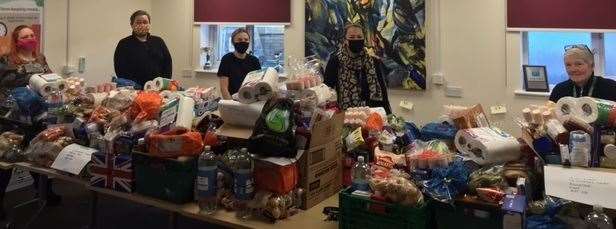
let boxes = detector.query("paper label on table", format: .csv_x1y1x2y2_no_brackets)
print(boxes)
545,165,616,209
490,105,507,114
399,100,414,111
51,143,98,175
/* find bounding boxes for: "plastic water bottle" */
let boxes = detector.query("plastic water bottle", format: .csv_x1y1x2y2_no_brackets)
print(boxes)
234,148,254,220
197,145,218,214
352,156,370,191
585,205,613,229
570,130,591,167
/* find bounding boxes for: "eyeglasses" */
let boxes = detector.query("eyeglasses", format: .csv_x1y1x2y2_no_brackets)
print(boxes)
564,44,593,54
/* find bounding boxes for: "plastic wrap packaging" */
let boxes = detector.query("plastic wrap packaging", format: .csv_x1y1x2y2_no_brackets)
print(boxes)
407,140,455,170
345,127,364,152
236,68,278,103
421,159,470,204
0,132,24,161
365,112,384,132
555,97,577,122
28,73,67,97
10,87,47,119
23,126,75,167
286,56,323,90
468,165,505,193
175,96,195,129
88,106,122,128
576,97,616,126
101,89,136,111
369,170,423,207
146,127,203,158
298,84,335,106
454,127,521,165
152,77,179,91
127,91,163,125
387,114,406,132
218,100,265,127
344,107,371,126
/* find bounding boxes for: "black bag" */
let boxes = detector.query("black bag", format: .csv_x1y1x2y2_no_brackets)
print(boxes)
248,97,296,158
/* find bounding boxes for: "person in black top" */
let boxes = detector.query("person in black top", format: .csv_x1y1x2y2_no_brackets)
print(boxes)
217,28,261,100
324,24,391,114
114,10,172,87
550,44,616,102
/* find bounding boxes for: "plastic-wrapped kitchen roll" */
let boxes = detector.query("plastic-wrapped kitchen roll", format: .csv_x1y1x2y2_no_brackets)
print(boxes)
87,93,108,107
237,68,278,104
153,77,172,91
144,81,156,91
555,96,578,122
29,73,67,97
454,127,521,165
300,84,335,105
218,100,265,127
175,96,195,129
577,97,616,126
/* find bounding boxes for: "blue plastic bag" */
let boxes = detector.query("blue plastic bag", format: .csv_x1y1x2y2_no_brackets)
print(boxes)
113,77,140,89
11,87,46,117
422,159,469,204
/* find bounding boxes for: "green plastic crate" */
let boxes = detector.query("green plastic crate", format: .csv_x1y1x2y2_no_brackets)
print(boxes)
133,152,197,204
431,198,503,229
339,188,431,229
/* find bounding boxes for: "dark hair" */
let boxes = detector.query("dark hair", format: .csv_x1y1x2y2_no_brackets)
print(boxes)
231,28,250,42
130,10,151,25
10,25,37,56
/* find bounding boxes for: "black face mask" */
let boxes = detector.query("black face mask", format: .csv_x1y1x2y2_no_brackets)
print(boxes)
348,39,364,53
233,42,249,54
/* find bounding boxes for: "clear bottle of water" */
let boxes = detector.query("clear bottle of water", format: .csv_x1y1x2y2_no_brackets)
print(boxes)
234,148,254,220
570,130,591,167
585,205,613,229
197,145,218,214
352,156,370,191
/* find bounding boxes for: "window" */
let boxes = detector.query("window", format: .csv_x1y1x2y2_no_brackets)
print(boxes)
199,24,284,71
524,31,616,88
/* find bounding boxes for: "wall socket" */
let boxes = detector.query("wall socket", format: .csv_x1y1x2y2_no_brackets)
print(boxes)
445,86,463,97
432,72,444,85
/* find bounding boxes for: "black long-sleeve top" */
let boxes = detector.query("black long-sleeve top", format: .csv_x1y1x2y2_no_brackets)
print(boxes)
324,54,392,114
549,75,616,102
114,34,172,87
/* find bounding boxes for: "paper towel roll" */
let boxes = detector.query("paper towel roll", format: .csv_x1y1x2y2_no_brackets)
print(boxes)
218,99,265,127
28,73,66,97
555,97,578,121
531,109,542,125
454,127,521,165
144,81,156,91
255,67,278,101
153,77,173,91
236,86,257,104
577,97,616,126
300,84,334,105
175,96,195,129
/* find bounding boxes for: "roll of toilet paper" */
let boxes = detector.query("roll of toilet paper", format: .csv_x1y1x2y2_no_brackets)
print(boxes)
29,73,66,97
218,99,265,127
153,77,173,91
236,86,257,104
236,68,279,104
255,67,278,101
87,93,108,107
454,127,521,165
144,81,156,91
555,97,578,122
300,84,335,105
175,96,195,129
577,97,616,126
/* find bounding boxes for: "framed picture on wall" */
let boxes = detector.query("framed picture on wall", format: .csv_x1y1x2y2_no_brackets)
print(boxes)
523,65,549,92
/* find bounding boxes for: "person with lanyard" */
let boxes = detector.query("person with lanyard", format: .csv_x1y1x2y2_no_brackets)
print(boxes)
114,10,172,88
324,24,391,114
549,44,616,102
217,28,261,100
0,25,61,219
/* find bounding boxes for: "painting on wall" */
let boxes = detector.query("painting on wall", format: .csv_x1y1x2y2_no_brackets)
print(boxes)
305,0,426,90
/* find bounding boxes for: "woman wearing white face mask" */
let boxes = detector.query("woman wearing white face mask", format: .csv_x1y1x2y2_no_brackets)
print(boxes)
114,10,172,88
549,44,616,102
324,24,391,113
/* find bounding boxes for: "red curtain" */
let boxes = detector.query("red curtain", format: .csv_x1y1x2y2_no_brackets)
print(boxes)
194,0,290,24
507,0,616,30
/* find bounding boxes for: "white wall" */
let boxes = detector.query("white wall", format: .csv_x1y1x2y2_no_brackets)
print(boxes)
44,0,152,86
44,0,550,135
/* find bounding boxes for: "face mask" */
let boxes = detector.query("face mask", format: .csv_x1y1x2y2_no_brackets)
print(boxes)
233,42,249,54
348,39,364,54
133,24,150,36
17,38,38,51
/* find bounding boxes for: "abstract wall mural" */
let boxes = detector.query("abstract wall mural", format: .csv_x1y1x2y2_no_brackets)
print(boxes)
305,0,426,90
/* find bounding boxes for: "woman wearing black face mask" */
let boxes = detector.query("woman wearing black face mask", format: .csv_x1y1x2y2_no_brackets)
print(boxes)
324,24,391,114
217,28,261,100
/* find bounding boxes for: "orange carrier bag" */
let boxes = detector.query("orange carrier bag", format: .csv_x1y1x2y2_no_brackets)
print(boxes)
146,128,204,158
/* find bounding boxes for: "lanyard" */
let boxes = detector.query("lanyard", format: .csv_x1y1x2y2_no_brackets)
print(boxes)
573,76,596,98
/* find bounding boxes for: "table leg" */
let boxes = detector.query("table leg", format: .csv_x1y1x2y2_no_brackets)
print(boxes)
168,211,178,229
23,175,48,229
89,191,98,229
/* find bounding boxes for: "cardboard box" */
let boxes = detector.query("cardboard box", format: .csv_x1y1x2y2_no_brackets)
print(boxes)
299,139,343,210
297,112,345,150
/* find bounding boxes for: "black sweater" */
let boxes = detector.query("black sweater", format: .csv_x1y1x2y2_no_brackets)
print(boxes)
549,76,616,102
113,34,172,87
